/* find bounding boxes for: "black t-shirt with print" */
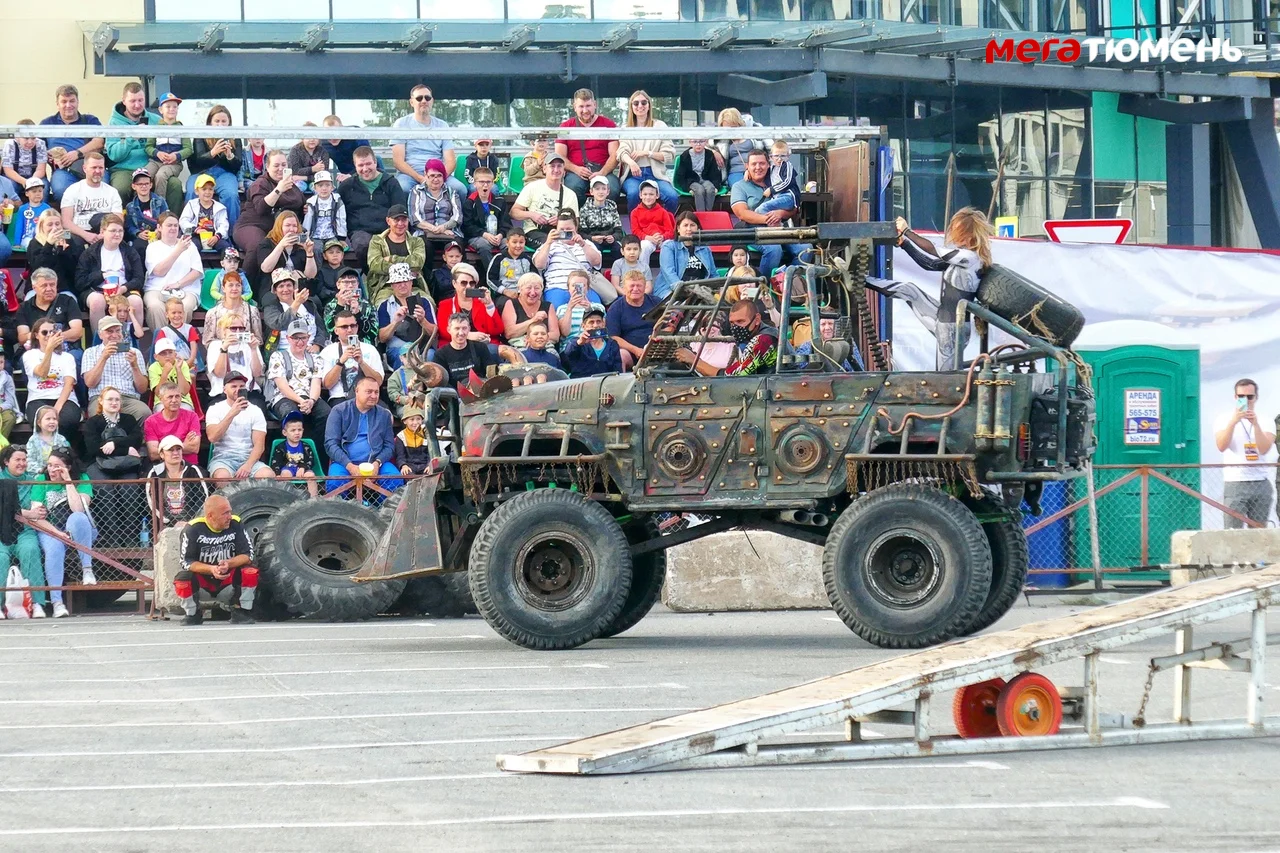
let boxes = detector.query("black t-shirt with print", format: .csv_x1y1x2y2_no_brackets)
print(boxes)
16,293,83,332
431,341,495,387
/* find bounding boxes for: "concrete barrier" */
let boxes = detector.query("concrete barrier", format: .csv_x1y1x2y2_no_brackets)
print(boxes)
663,531,829,612
151,526,185,616
1168,528,1279,586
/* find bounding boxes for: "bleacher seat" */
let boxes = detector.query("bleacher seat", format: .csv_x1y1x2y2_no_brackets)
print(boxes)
268,437,325,476
505,156,524,194
694,211,733,254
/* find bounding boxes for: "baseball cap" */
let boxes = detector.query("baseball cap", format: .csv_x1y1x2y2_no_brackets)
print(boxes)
271,267,300,285
402,405,424,420
323,239,346,252
97,315,123,333
286,318,311,337
639,179,659,192
280,410,305,427
442,240,463,255
387,204,409,219
545,152,566,165
387,262,415,284
131,167,152,183
194,174,216,189
336,266,361,279
312,170,333,184
589,175,609,188
157,92,182,106
583,306,606,320
222,247,241,261
25,177,44,189
223,369,250,385
158,434,184,452
153,336,176,354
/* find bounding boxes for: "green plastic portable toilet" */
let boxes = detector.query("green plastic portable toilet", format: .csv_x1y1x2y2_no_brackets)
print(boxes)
1073,345,1201,580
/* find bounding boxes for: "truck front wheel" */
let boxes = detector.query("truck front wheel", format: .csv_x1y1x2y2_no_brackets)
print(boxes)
822,483,992,649
469,490,632,650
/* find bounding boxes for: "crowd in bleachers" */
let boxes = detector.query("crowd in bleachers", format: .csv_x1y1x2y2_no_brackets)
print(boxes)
0,80,833,615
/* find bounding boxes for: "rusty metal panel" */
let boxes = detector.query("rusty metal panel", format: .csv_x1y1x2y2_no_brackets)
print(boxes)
650,384,717,405
880,375,968,407
771,377,835,402
489,409,549,424
354,475,444,582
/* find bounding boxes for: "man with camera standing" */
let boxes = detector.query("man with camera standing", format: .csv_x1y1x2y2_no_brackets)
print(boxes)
1215,377,1276,528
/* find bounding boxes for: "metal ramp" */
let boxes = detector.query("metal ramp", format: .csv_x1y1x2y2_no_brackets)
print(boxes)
497,566,1280,775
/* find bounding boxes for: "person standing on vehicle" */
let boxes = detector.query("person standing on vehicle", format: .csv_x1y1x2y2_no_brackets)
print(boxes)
1216,378,1275,528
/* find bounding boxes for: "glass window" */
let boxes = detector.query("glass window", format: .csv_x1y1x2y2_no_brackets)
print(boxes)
1002,178,1047,237
999,106,1048,178
242,0,316,19
331,0,418,17
153,0,216,20
508,0,591,18
178,99,246,127
245,99,335,149
691,0,747,19
593,0,681,18
419,0,504,17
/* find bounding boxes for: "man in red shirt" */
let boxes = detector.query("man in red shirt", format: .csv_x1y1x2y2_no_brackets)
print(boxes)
435,262,506,344
144,382,203,464
555,88,619,205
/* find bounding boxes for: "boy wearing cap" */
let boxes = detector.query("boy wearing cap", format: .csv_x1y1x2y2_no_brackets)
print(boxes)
303,171,348,244
578,175,624,268
630,179,675,260
148,335,195,411
82,314,151,419
464,138,501,194
209,247,247,304
562,306,622,378
268,318,331,434
429,240,465,305
394,405,434,475
206,370,273,482
271,410,319,497
145,92,191,213
179,174,232,252
124,169,168,255
1,119,50,201
314,238,351,304
11,177,50,250
461,167,509,268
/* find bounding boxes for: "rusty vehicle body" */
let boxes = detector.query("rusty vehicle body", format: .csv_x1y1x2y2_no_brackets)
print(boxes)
351,221,1095,650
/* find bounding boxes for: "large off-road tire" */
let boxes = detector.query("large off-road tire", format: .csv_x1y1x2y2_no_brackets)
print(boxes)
469,490,632,650
823,483,993,649
251,582,294,622
220,480,306,549
259,500,406,621
397,574,477,617
961,498,1030,636
600,518,667,639
977,264,1085,348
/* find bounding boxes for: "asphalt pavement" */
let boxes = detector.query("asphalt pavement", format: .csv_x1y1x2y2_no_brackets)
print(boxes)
1,600,1279,852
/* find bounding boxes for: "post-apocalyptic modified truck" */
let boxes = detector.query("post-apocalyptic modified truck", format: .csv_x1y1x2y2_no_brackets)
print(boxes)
223,220,1094,651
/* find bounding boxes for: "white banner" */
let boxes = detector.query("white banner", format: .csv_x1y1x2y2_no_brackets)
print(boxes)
890,236,1280,526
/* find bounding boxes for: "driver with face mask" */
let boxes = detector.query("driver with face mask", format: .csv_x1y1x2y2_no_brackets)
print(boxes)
675,299,778,377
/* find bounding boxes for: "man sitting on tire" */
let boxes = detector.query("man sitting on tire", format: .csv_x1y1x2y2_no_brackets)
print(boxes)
323,373,403,494
174,494,257,625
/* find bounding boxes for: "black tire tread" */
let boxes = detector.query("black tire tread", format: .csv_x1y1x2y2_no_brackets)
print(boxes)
822,483,992,649
600,518,666,638
963,499,1030,635
220,481,306,549
977,264,1085,348
259,501,406,621
469,490,631,650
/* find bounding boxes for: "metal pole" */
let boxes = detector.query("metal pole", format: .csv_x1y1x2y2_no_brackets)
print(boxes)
1140,466,1150,567
1249,603,1267,726
1087,461,1103,590
1084,651,1101,741
1174,626,1193,723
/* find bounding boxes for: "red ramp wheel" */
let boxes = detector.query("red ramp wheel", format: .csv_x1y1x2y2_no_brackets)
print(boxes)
952,678,1006,739
996,672,1063,737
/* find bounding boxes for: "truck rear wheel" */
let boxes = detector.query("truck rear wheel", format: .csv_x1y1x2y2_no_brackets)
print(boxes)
259,500,406,621
963,500,1030,635
469,490,632,650
822,484,992,649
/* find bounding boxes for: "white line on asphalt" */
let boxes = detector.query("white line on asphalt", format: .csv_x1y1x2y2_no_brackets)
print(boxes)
0,707,701,735
0,622,449,638
0,634,489,651
0,649,499,666
0,797,1172,835
0,662,608,685
0,683,687,706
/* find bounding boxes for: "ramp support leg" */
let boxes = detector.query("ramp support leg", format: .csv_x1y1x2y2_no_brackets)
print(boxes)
1250,604,1267,727
914,693,931,746
1084,651,1100,740
1174,626,1193,724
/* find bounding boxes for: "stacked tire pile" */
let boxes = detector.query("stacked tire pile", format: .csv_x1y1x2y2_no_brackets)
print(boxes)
221,482,473,621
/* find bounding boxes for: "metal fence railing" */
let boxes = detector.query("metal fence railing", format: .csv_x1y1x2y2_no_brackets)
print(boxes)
1022,463,1277,593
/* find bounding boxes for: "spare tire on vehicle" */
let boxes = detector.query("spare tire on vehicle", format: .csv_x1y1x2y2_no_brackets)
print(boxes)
976,264,1085,348
259,500,406,621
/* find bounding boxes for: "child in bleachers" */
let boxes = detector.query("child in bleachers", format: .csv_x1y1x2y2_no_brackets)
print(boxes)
428,241,465,305
610,235,653,294
179,174,231,253
314,238,350,305
209,247,243,304
761,141,802,225
1,120,49,200
10,177,49,250
148,336,195,411
240,138,268,194
124,169,168,255
579,176,624,269
522,138,548,183
270,410,319,497
94,294,143,349
630,180,675,268
302,171,347,245
145,92,190,213
673,138,724,212
725,262,759,304
0,352,20,440
520,320,562,370
25,406,69,477
485,229,530,301
151,297,202,371
393,406,433,476
464,139,501,193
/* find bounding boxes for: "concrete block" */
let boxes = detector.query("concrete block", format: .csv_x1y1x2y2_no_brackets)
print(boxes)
152,526,186,616
1168,528,1280,586
663,531,828,612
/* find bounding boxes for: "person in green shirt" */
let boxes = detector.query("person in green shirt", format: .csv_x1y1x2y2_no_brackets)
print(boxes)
31,448,96,618
0,446,50,616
